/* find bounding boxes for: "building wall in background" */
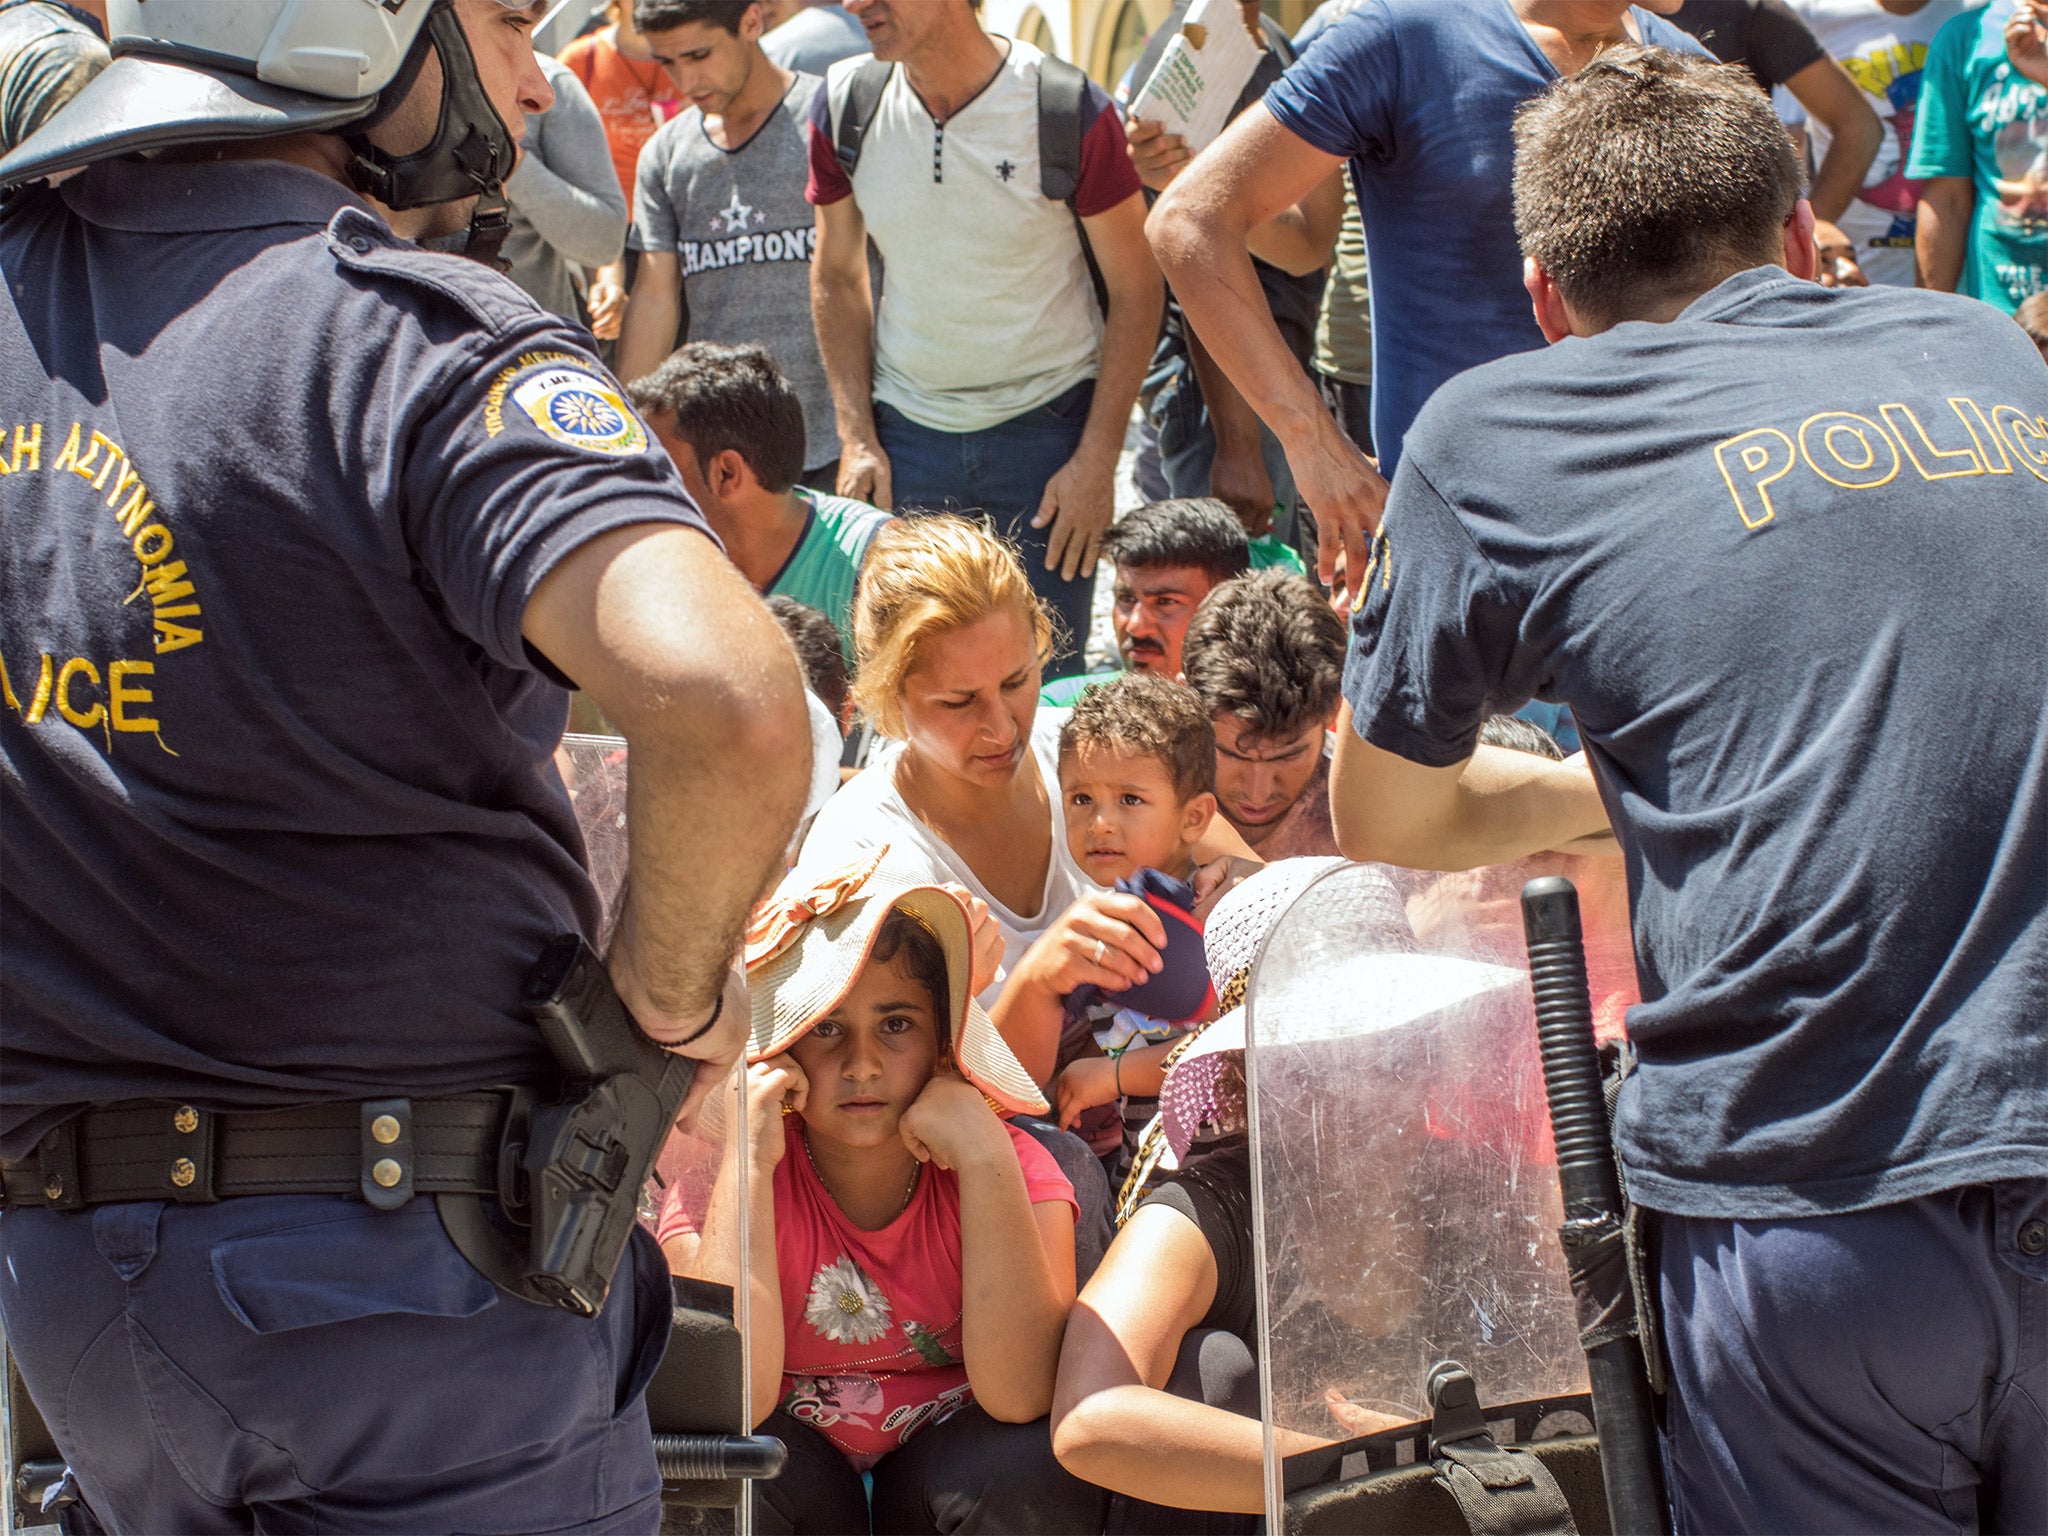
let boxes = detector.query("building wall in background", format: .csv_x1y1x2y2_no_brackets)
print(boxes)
982,0,1315,85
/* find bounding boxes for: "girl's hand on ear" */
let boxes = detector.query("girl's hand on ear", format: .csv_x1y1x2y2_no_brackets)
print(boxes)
746,1058,808,1169
899,1073,1007,1172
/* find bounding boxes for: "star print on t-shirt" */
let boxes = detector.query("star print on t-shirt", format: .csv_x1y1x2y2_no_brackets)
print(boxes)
710,186,757,234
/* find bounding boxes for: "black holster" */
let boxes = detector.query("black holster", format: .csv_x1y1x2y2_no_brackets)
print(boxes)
440,935,697,1316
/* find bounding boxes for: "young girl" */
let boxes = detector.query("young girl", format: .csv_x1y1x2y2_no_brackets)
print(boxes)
662,852,1097,1534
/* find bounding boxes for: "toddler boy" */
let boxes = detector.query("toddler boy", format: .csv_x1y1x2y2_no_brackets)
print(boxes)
1052,673,1219,1174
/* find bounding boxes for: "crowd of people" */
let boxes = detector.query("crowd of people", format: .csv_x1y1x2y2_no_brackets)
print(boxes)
2,0,2044,1534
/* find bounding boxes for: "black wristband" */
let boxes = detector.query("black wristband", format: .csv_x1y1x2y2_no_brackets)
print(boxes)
654,988,724,1052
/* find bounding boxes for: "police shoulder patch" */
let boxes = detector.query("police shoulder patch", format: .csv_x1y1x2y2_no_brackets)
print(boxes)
508,365,648,457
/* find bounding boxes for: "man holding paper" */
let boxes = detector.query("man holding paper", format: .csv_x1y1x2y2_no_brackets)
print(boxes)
1121,0,1341,559
1147,0,1702,606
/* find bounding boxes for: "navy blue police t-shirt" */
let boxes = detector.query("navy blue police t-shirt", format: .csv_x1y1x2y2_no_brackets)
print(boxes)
0,159,711,1157
1262,0,1703,474
1344,268,2048,1219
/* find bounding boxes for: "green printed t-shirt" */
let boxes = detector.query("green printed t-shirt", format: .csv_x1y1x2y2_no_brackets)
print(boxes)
1248,530,1307,575
769,488,893,664
1040,667,1121,707
1906,1,2048,313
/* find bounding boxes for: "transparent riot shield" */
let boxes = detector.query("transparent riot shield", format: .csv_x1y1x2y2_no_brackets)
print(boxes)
563,733,775,1524
1248,856,1640,1527
558,733,633,928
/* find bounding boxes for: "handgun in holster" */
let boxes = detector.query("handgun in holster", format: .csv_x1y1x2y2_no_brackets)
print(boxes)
439,934,699,1316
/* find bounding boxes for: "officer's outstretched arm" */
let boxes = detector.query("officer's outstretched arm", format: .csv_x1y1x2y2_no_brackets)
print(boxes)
1329,703,1612,872
524,522,810,1054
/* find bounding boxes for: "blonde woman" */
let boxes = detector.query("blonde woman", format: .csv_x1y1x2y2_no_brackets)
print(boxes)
799,518,1238,1077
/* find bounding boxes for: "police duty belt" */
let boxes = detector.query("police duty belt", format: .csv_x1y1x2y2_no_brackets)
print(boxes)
0,1095,506,1211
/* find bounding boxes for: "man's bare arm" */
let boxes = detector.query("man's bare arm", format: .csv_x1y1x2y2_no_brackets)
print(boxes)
809,197,891,507
615,249,683,384
1329,703,1612,871
523,524,810,1047
1915,177,1973,291
1783,55,1881,224
1244,164,1346,276
1032,193,1164,580
1150,105,1381,604
1185,329,1274,531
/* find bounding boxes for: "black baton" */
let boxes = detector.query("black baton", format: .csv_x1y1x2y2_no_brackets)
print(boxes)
1522,876,1670,1536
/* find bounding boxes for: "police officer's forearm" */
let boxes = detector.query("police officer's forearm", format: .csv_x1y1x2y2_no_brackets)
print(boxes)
524,523,809,1033
1330,708,1613,872
1914,178,1973,292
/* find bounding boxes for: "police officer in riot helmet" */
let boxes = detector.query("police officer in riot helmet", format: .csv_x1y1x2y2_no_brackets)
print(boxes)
0,2,811,1530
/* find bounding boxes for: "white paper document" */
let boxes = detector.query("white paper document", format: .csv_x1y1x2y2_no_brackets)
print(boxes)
1125,0,1264,156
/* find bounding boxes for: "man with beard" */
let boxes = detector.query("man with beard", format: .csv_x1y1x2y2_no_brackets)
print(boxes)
1041,498,1250,706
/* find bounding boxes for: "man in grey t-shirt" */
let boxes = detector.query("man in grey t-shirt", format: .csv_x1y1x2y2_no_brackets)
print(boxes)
502,54,628,325
615,0,836,477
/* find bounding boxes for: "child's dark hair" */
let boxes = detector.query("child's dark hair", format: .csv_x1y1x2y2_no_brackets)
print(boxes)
765,595,850,729
870,908,953,1055
1058,671,1216,801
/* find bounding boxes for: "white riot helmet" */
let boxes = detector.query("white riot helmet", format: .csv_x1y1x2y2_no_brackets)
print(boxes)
0,0,528,263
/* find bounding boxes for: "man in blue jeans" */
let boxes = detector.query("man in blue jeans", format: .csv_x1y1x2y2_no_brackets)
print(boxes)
806,0,1161,662
1328,47,2046,1534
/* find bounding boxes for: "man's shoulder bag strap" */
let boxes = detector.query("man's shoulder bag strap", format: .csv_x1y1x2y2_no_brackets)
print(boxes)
833,51,1106,310
833,56,894,181
1035,54,1107,312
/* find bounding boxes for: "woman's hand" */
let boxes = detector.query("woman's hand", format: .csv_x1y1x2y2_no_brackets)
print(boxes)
943,882,1006,995
899,1073,1008,1171
745,1058,808,1169
1054,1055,1121,1131
1014,890,1168,996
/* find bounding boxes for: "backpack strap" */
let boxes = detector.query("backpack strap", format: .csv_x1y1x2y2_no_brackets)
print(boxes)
833,57,894,182
1036,52,1088,207
1035,53,1108,312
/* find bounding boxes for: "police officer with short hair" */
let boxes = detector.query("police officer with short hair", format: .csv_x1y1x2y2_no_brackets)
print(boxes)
0,2,811,1530
1327,45,2046,1535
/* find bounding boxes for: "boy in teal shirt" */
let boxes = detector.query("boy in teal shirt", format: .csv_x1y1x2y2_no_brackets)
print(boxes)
628,342,890,665
1908,0,2048,312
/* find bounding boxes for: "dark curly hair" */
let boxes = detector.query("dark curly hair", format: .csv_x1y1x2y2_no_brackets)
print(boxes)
1180,570,1346,747
1058,671,1217,801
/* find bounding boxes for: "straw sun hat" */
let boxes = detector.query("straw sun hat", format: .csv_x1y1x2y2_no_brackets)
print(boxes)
743,849,1049,1117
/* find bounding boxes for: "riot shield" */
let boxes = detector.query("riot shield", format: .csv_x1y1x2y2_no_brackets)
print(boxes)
563,733,779,1523
559,733,632,929
1248,856,1640,1528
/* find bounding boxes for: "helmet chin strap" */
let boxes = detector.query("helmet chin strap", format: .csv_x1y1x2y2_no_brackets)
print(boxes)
345,0,519,270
